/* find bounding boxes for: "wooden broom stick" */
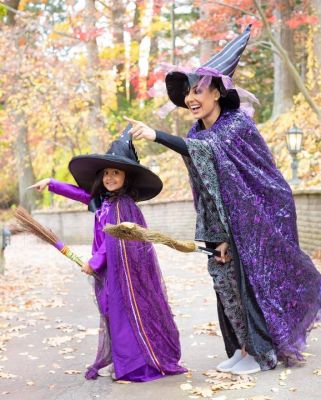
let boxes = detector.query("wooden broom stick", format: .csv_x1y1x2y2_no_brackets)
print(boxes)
104,222,219,256
14,207,100,280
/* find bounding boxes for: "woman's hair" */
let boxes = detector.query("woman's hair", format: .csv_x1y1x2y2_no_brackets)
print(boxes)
210,77,240,110
90,169,139,202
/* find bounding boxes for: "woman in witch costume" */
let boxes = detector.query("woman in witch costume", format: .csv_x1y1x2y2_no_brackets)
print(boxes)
30,125,187,381
125,25,321,375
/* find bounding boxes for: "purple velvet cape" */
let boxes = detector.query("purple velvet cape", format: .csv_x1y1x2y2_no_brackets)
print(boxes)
48,179,186,381
185,109,321,364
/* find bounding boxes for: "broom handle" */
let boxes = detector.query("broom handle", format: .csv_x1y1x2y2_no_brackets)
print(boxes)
60,246,101,281
197,246,221,257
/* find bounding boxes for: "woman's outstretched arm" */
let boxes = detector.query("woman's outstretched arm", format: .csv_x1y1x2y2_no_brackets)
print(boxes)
155,130,189,156
125,116,190,157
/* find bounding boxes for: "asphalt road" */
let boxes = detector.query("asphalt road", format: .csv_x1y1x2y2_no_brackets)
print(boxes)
1,235,321,400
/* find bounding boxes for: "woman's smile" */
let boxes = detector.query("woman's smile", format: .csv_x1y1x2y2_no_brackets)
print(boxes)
189,103,202,115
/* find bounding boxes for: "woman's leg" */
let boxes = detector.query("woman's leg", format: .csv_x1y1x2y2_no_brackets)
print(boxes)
208,257,247,347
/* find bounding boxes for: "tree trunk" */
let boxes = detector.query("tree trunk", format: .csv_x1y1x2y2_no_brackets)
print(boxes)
271,0,296,118
138,0,153,106
4,0,37,210
84,0,104,153
14,111,36,211
310,0,321,82
111,0,127,110
4,0,20,25
129,3,141,101
199,0,215,64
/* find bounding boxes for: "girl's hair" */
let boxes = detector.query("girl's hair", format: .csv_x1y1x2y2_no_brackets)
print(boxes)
90,168,139,202
183,76,240,110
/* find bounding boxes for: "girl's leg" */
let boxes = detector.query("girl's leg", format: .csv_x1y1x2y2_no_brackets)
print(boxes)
85,315,113,380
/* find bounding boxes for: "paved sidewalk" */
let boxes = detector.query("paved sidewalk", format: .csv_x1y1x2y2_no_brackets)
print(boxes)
1,235,321,400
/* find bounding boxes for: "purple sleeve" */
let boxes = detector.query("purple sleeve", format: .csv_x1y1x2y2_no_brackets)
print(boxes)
88,241,106,272
48,179,91,205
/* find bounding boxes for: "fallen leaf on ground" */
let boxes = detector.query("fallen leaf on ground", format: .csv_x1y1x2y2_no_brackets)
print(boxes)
0,372,17,379
203,370,256,392
180,383,193,390
43,336,72,347
302,352,315,357
193,321,220,336
59,347,76,355
64,370,82,375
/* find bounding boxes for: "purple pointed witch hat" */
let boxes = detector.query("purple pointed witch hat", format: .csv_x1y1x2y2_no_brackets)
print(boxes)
165,25,251,109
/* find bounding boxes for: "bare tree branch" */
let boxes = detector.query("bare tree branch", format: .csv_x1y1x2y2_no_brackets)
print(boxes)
52,30,83,42
96,0,110,10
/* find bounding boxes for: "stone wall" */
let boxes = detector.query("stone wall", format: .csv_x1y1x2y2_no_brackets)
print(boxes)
292,190,321,254
33,190,321,254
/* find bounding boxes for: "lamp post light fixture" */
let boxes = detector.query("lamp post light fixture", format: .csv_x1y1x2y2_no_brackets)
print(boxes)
286,125,303,185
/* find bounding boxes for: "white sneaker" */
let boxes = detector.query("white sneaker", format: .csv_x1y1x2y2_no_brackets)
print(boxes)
106,363,114,373
111,372,116,380
230,354,261,375
216,349,243,372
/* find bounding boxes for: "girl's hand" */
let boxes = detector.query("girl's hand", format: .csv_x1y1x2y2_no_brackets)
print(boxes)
215,242,232,264
81,262,94,276
27,178,51,192
124,116,156,141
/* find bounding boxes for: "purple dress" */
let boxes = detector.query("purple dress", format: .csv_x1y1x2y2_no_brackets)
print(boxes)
49,179,186,381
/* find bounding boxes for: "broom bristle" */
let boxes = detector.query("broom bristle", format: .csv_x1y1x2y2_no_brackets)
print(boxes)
14,206,59,245
104,222,197,253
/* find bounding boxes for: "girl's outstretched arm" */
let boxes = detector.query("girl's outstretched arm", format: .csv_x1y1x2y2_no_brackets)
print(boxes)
28,178,91,205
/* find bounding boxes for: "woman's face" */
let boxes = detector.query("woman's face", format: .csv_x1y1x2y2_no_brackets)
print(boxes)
184,84,220,123
102,168,126,192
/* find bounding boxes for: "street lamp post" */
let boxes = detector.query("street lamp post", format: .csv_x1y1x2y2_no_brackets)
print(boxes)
286,125,303,185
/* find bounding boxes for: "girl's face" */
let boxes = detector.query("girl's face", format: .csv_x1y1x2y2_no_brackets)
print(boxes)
102,168,126,192
184,84,220,124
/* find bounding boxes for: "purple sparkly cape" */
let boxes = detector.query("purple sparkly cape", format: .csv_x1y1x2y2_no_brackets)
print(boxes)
186,109,321,363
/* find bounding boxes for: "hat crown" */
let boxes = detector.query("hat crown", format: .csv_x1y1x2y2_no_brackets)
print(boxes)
106,124,139,163
202,24,251,77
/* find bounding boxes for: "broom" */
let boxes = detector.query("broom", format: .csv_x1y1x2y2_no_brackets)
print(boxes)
104,222,221,257
14,206,100,280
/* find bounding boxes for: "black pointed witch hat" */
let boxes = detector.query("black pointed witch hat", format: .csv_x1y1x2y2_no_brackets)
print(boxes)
165,25,251,109
68,124,163,202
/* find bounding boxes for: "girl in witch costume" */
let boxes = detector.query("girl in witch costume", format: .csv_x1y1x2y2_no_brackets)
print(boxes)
125,25,321,375
30,125,187,382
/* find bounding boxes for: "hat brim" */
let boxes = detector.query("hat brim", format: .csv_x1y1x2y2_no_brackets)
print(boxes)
68,154,163,202
165,71,240,109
